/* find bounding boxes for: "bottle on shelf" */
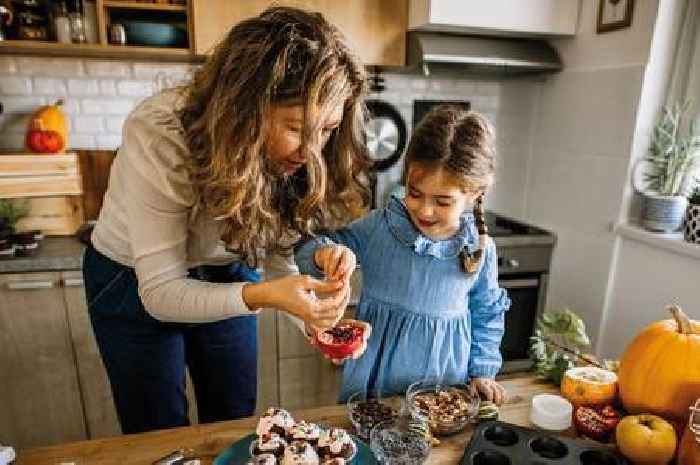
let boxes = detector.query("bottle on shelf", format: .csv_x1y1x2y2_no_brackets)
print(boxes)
53,2,71,44
67,0,86,44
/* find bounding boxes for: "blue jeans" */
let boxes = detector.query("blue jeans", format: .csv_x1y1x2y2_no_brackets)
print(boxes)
83,245,260,434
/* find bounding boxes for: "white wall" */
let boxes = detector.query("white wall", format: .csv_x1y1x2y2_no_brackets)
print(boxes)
599,0,697,358
520,0,661,349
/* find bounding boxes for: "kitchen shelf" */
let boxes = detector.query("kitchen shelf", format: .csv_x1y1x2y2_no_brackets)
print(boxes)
103,1,187,12
0,40,199,62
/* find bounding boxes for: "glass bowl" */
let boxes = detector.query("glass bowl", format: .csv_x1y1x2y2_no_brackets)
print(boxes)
406,380,479,436
346,390,402,442
370,417,431,465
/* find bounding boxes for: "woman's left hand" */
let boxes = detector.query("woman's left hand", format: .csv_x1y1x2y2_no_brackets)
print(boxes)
470,377,506,406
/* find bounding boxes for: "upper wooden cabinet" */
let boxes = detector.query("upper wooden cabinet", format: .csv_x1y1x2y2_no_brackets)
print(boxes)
192,0,408,66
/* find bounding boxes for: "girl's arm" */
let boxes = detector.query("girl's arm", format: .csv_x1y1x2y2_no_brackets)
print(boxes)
467,238,512,379
294,209,383,278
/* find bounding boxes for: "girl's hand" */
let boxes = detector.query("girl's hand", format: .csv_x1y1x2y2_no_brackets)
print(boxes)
309,319,372,365
242,275,347,329
314,245,356,283
469,377,506,406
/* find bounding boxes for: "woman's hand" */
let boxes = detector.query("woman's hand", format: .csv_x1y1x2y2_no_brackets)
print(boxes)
314,245,356,283
242,275,348,329
469,377,506,406
309,318,371,365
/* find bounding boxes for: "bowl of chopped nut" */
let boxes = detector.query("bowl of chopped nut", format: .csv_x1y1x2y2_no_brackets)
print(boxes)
406,380,480,436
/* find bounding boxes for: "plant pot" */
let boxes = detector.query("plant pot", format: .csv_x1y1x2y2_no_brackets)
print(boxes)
640,193,688,232
685,204,700,243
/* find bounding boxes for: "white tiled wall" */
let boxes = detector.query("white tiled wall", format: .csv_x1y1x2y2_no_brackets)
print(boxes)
0,56,195,150
0,56,542,218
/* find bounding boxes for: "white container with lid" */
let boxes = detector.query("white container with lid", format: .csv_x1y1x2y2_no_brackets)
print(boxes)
530,394,572,431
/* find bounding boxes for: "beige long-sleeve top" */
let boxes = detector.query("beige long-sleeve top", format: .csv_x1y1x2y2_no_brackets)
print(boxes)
91,89,298,323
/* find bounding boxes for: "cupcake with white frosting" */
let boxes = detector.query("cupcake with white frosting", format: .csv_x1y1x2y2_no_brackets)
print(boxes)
257,408,296,437
280,440,319,465
288,421,323,446
317,428,356,460
247,453,278,465
251,433,288,458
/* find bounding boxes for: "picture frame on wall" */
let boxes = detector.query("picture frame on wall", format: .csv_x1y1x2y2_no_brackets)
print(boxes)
597,0,635,33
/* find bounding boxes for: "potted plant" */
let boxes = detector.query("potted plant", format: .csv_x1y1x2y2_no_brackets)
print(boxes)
635,101,700,232
0,199,29,258
685,184,700,243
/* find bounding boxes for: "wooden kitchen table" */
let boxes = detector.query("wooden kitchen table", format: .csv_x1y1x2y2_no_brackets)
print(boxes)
16,376,558,465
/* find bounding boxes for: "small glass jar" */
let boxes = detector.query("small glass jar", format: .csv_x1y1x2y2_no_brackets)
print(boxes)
370,416,431,465
54,2,71,44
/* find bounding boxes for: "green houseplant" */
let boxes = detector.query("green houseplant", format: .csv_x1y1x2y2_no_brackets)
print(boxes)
0,199,29,236
635,101,700,232
684,184,700,243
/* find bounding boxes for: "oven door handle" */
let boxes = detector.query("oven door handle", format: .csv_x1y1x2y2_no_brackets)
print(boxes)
498,278,539,289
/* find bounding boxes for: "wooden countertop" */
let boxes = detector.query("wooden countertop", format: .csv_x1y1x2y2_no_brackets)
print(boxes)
16,376,558,465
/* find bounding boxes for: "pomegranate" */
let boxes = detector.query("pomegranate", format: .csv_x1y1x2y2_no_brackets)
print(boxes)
315,324,364,359
573,405,621,442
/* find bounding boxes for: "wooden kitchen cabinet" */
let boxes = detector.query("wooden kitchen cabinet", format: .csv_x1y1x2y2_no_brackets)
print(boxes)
61,271,121,440
61,271,199,439
0,273,85,448
192,0,408,66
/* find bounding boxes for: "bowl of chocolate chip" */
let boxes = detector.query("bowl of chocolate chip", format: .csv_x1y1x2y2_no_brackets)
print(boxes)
346,391,401,442
406,380,479,436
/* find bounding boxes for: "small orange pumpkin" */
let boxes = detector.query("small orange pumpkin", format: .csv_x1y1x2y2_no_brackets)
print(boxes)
561,366,618,407
618,305,700,421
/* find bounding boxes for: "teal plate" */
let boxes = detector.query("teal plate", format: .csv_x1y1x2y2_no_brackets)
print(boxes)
213,433,378,465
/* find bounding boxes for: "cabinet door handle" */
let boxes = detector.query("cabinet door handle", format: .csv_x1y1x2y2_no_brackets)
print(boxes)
62,278,84,287
6,281,55,290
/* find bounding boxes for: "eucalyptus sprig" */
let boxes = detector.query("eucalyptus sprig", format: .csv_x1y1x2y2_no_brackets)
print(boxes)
529,309,601,386
643,101,700,196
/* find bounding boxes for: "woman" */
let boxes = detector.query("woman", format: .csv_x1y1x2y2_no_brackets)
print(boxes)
83,7,370,434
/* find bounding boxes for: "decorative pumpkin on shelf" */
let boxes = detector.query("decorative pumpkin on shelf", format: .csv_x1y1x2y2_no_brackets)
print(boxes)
618,305,700,422
25,99,68,154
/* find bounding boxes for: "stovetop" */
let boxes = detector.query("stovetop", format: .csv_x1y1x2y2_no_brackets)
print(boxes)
485,212,551,237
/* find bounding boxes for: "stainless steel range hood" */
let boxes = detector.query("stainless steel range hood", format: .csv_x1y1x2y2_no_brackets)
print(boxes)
407,31,562,77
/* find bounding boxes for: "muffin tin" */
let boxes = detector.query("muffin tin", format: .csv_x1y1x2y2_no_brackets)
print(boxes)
460,421,629,465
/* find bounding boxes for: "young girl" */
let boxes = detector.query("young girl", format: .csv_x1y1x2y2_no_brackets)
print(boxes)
295,105,511,405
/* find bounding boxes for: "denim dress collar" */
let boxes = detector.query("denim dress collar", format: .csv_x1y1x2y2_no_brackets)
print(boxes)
384,196,480,259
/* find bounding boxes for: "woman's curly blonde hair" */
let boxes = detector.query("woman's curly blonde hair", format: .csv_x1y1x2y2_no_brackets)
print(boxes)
179,6,370,265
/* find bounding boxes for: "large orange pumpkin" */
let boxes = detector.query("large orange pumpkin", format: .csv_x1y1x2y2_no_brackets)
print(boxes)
678,400,700,465
618,305,700,421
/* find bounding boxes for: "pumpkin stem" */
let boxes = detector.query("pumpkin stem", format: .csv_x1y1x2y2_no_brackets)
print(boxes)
55,99,64,107
668,305,693,334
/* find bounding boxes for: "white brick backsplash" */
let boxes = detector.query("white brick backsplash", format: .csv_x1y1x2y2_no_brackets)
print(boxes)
0,57,17,73
67,79,100,96
73,116,105,134
96,135,122,150
0,77,32,95
133,62,194,78
17,58,84,77
409,78,428,91
1,96,46,114
0,114,30,133
0,133,25,150
100,80,118,97
33,78,67,96
82,99,136,115
106,116,127,134
61,99,81,115
85,60,132,78
69,134,97,149
117,80,155,97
